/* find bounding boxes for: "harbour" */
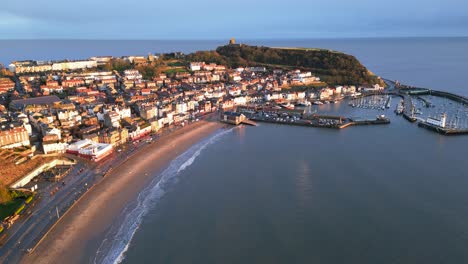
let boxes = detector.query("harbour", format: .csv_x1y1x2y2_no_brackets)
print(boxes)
219,80,467,136
0,38,467,264
222,106,391,130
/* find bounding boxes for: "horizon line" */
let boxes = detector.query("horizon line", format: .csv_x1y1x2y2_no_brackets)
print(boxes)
0,36,468,41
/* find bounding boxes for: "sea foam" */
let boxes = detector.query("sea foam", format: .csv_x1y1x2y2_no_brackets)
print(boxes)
94,127,233,264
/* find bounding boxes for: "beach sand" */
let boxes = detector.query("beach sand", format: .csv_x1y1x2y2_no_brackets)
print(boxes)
21,120,225,264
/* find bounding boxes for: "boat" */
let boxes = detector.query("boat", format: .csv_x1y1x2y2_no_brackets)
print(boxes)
279,102,295,109
395,100,404,115
295,101,311,107
313,101,324,105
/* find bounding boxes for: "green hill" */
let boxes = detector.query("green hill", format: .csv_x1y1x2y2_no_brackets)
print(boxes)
186,44,382,86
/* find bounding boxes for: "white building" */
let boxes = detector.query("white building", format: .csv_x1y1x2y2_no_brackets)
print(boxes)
124,70,143,80
175,102,188,114
265,93,282,101
190,62,203,71
426,114,447,128
51,60,97,71
67,139,113,162
43,141,68,154
233,96,247,106
115,106,132,119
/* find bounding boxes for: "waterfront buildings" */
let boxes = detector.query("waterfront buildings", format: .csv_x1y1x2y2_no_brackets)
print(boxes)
9,60,97,74
0,124,30,149
66,139,113,161
1,52,377,170
426,113,447,128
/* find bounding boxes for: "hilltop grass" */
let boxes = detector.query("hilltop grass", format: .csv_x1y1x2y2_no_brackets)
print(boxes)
165,68,188,74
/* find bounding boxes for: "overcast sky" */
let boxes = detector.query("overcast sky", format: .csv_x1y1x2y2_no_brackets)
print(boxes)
1,0,467,39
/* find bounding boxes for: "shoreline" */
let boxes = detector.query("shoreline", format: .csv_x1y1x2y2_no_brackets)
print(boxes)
21,119,225,264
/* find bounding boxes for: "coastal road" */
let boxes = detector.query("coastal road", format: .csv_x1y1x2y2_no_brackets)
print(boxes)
0,139,152,263
0,114,218,263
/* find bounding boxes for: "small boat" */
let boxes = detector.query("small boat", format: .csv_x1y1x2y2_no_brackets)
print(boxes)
280,102,295,109
295,102,308,107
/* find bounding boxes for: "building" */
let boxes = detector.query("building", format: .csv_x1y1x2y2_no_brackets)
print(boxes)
190,62,203,71
42,140,68,154
124,70,142,80
128,125,152,140
0,78,15,94
67,139,113,162
90,56,113,65
98,128,128,146
51,60,97,71
9,60,97,73
10,95,61,111
0,123,30,149
139,105,157,120
426,113,447,128
103,111,121,128
221,111,246,125
9,61,52,73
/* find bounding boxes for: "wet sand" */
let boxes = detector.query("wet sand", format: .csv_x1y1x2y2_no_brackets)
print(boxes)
21,120,225,264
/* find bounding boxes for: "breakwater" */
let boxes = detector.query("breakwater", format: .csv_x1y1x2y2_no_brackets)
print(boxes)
418,122,468,135
250,114,390,130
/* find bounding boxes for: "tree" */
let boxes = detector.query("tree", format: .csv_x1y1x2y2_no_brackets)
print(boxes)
136,64,158,80
0,182,11,205
110,59,132,72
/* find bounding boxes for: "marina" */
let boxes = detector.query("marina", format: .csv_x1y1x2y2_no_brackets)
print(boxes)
226,107,391,130
348,94,391,110
220,82,467,136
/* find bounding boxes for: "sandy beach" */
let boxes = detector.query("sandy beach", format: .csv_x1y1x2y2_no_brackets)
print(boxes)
21,119,225,264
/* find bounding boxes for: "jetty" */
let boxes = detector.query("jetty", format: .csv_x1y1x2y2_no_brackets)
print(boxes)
220,111,257,126
418,122,468,135
249,111,390,130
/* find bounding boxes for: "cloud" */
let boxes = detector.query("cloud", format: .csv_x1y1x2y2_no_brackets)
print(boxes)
0,0,467,39
0,12,34,27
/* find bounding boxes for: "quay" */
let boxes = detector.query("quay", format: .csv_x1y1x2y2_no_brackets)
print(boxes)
399,87,468,105
250,115,390,129
340,117,391,128
416,96,432,107
387,79,467,136
227,108,391,130
220,111,257,126
418,122,468,135
402,94,417,122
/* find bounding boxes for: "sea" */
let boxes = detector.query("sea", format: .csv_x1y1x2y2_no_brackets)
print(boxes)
1,38,467,264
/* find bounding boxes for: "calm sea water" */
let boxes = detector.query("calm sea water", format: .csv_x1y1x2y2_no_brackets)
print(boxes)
1,39,467,263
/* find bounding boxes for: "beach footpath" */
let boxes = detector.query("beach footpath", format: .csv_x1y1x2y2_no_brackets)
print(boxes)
20,118,224,264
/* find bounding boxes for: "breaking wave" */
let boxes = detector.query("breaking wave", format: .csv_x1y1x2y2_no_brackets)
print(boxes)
94,127,233,264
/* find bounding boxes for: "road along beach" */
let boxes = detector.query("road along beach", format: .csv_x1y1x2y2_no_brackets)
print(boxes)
21,119,225,264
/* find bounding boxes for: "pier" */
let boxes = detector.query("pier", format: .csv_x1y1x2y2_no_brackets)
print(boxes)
418,122,468,135
220,111,257,126
386,80,468,136
240,119,258,126
402,95,417,122
398,87,468,105
416,96,432,107
250,112,390,130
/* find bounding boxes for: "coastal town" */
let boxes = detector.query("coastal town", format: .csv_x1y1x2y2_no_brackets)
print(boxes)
0,44,387,168
0,41,385,261
0,41,467,262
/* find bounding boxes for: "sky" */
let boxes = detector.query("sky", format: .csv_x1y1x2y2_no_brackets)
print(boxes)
0,0,467,39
